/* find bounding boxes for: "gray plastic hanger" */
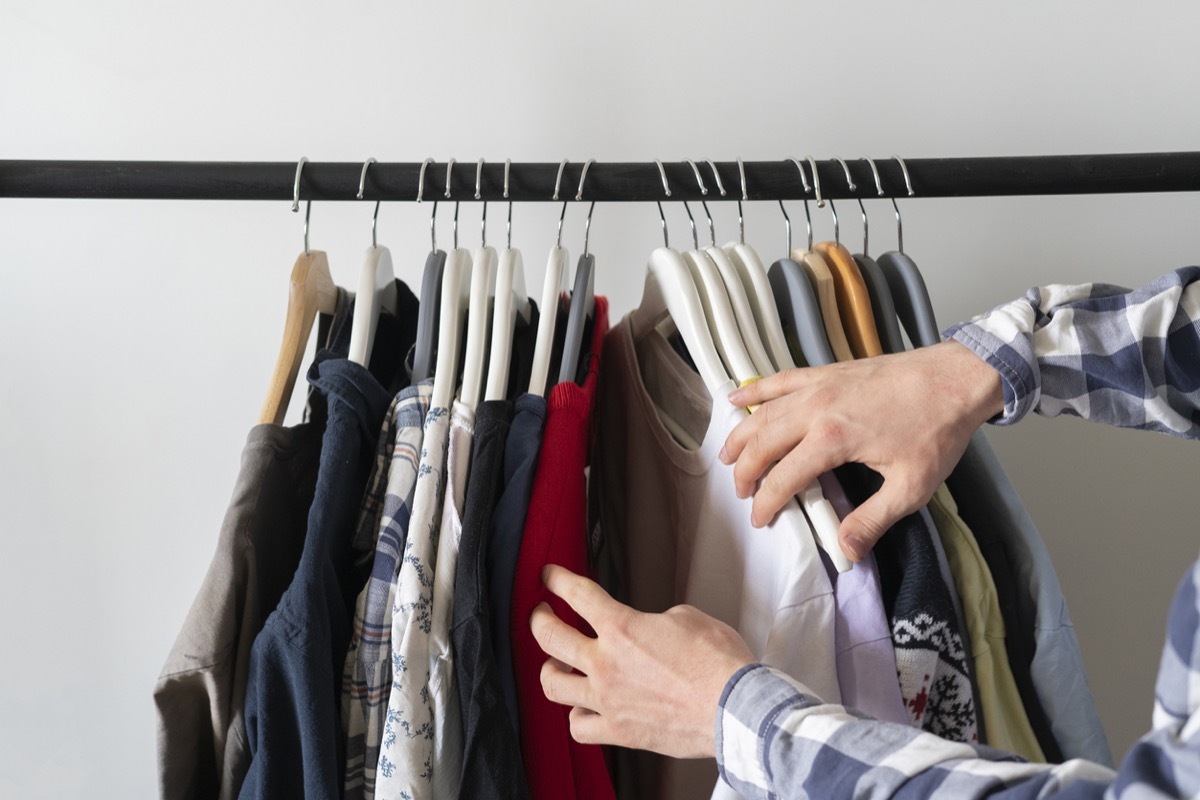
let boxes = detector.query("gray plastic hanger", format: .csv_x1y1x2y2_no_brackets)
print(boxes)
874,156,941,348
411,158,446,382
770,182,834,367
852,157,906,355
557,159,597,386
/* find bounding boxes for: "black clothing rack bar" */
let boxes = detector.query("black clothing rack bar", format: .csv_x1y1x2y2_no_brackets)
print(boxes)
3,153,1200,202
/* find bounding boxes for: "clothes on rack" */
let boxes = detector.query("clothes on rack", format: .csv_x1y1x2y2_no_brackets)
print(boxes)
155,290,349,800
715,267,1200,799
157,201,1118,800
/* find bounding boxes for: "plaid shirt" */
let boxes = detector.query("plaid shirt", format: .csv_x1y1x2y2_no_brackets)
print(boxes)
715,268,1200,798
341,381,431,800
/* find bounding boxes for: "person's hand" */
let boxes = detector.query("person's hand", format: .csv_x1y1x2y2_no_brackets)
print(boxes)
720,341,1003,561
530,564,755,759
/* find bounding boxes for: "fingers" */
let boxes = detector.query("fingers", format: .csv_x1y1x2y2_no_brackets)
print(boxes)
568,706,614,746
749,437,845,528
541,564,621,626
838,479,923,560
540,656,594,710
726,401,816,498
530,601,595,672
727,367,809,408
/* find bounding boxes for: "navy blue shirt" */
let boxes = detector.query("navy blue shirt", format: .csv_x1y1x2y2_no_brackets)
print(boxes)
486,392,547,736
239,282,418,800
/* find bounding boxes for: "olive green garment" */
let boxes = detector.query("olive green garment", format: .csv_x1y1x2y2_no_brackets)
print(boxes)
928,485,1046,762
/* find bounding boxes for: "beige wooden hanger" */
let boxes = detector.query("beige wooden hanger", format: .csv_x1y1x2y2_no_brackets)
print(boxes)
258,158,338,425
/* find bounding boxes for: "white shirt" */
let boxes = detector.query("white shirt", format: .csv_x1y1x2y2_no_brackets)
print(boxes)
594,318,838,800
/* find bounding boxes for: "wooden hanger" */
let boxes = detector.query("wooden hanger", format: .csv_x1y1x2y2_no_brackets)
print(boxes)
816,239,883,358
258,248,338,426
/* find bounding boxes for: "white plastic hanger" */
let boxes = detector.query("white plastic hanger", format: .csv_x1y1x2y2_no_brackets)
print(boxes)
527,159,573,397
680,161,757,385
258,157,339,426
460,159,499,412
629,163,729,394
723,158,795,371
691,160,775,377
486,159,532,402
430,163,473,411
347,158,400,367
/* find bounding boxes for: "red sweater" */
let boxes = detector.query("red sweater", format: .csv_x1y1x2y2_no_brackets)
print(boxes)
510,297,614,800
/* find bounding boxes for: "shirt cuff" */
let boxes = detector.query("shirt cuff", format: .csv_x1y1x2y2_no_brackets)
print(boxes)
942,297,1042,426
714,663,823,798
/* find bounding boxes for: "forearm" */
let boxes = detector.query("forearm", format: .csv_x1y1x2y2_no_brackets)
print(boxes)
944,266,1200,437
715,665,1115,800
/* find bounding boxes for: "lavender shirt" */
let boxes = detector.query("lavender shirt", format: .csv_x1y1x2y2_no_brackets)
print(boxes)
816,472,909,724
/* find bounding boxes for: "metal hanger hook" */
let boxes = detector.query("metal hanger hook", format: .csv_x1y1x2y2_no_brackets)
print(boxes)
806,156,824,247
686,160,714,246
655,159,671,248
861,157,886,256
737,158,748,245
705,159,728,245
787,158,814,251
504,158,513,250
577,159,596,257
418,158,438,252
358,157,381,249
554,159,569,248
830,157,858,247
891,155,914,253
834,157,865,251
292,156,311,254
445,160,459,249
476,158,487,247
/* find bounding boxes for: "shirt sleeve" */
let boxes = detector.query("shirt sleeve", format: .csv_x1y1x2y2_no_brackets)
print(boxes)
714,664,1115,799
942,266,1200,435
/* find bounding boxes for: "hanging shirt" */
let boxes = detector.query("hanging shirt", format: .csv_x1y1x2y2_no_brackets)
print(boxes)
239,284,420,800
488,393,547,735
836,463,979,744
423,401,476,797
815,472,909,726
927,485,1045,761
944,454,1066,762
342,381,432,800
374,397,452,799
452,399,532,799
453,303,540,800
156,290,350,800
510,297,616,800
593,315,837,800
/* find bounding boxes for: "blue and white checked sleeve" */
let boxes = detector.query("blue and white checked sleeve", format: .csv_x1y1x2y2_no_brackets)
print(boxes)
715,664,1115,799
943,267,1200,435
715,554,1200,799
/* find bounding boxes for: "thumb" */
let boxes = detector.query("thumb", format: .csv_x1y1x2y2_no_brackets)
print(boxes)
838,482,915,561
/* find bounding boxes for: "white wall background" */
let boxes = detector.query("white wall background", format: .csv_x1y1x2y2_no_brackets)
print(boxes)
4,2,1200,796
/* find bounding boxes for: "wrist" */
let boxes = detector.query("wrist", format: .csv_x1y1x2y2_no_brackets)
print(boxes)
939,340,1005,427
